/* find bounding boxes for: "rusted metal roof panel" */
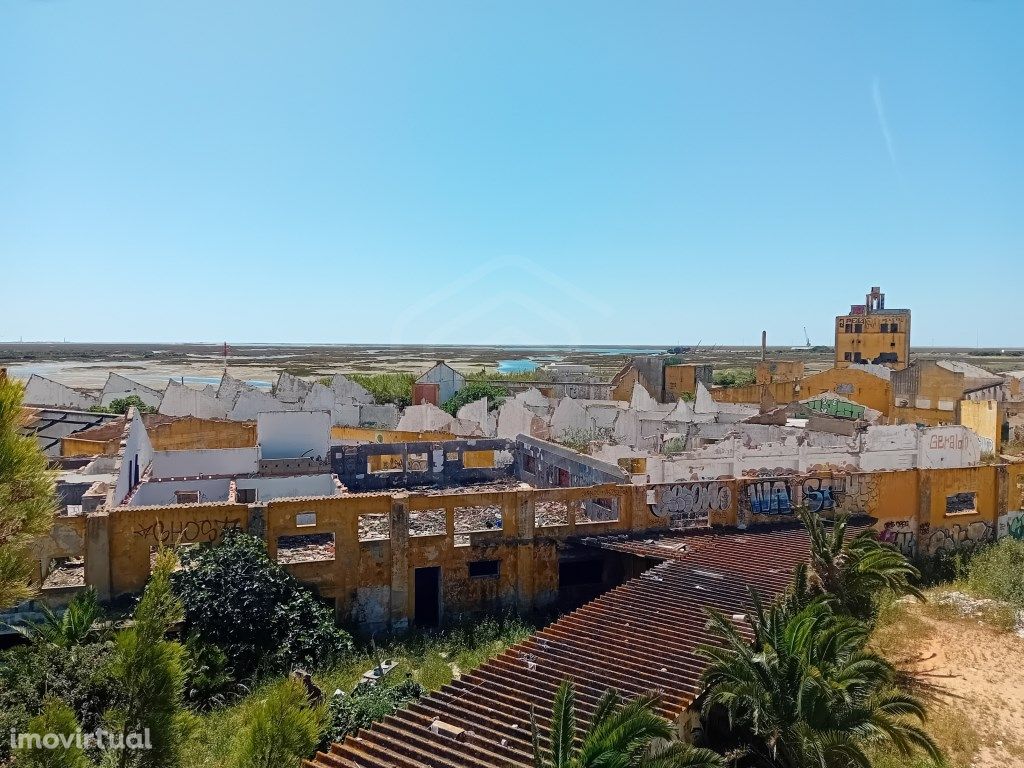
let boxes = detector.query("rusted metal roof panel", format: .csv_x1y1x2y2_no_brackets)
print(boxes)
307,523,846,768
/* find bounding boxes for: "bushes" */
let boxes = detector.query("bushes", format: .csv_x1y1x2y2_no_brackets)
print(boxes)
171,530,353,680
228,678,324,768
440,381,508,416
347,373,416,407
965,538,1024,608
320,675,423,749
711,368,755,388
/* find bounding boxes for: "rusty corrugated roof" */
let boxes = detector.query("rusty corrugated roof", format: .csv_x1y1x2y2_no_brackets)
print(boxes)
307,523,853,768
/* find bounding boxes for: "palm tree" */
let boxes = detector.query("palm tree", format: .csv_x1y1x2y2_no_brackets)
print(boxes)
698,594,941,768
530,679,725,768
799,508,923,620
16,587,103,649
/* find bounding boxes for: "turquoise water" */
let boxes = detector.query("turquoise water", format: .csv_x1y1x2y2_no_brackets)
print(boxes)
497,359,539,374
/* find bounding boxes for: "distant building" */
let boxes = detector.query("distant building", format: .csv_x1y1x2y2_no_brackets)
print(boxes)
413,361,466,407
834,286,910,370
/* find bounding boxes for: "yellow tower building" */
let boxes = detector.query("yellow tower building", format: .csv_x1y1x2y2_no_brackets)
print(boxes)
834,286,910,370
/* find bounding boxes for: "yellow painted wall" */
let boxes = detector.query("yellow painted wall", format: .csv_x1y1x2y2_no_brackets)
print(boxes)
147,417,257,450
711,380,798,405
755,360,804,384
798,368,892,416
834,312,910,370
47,463,1024,628
959,400,1001,454
331,426,456,443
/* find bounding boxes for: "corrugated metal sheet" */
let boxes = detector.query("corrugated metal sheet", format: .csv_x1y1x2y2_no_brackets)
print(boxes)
307,523,855,768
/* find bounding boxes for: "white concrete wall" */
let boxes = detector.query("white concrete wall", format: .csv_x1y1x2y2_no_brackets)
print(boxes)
113,412,154,505
129,477,232,506
22,375,99,409
159,380,231,419
150,447,259,479
100,373,163,408
257,410,330,460
229,389,297,421
235,474,336,501
918,425,982,468
397,403,454,432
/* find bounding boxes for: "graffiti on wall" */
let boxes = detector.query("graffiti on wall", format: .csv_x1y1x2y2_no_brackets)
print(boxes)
804,397,866,420
739,472,878,522
650,482,732,528
134,517,241,546
921,520,994,555
997,511,1024,541
744,479,795,516
878,519,917,557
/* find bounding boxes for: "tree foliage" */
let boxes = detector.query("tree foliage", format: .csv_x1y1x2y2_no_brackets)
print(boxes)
16,586,104,649
228,677,324,768
530,679,725,768
799,509,923,620
104,549,190,768
14,698,91,768
0,373,57,608
171,530,353,680
699,593,941,768
441,381,509,416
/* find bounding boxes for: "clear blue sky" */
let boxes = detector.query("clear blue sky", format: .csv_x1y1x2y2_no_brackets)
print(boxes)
1,1,1020,347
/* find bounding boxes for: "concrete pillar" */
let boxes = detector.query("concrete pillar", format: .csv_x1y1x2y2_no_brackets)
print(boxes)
515,490,535,613
996,465,1009,518
85,511,112,601
389,494,410,631
916,469,932,535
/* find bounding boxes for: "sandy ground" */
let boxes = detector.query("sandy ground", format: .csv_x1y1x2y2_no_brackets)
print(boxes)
879,598,1024,768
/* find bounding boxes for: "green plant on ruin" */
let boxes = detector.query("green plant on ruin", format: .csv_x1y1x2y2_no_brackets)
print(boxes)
171,530,353,681
798,508,923,622
698,593,942,768
530,678,725,768
555,427,611,455
711,368,756,388
441,380,509,416
0,373,57,609
89,395,156,415
347,372,416,407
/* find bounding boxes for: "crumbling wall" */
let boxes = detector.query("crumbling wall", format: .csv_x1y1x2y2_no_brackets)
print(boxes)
22,375,99,410
331,438,517,491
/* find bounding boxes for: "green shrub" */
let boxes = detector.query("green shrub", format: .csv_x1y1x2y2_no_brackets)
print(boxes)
14,699,90,768
228,677,325,768
171,530,353,681
320,675,423,749
711,368,756,388
0,641,116,762
966,537,1024,607
440,381,508,416
347,373,416,407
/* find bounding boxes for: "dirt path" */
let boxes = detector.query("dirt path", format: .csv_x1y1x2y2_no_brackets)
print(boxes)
878,600,1024,768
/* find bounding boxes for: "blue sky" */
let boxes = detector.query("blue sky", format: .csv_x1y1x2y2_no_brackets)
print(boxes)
1,1,1020,347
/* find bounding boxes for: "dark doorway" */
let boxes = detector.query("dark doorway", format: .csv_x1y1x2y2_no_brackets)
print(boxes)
414,566,441,627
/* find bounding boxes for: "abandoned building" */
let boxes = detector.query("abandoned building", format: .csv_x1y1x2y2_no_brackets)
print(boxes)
834,285,911,369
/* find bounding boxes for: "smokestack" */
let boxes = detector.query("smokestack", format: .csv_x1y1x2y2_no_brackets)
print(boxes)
761,331,767,361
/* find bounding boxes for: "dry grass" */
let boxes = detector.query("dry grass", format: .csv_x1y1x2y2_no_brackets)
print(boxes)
869,589,1024,768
